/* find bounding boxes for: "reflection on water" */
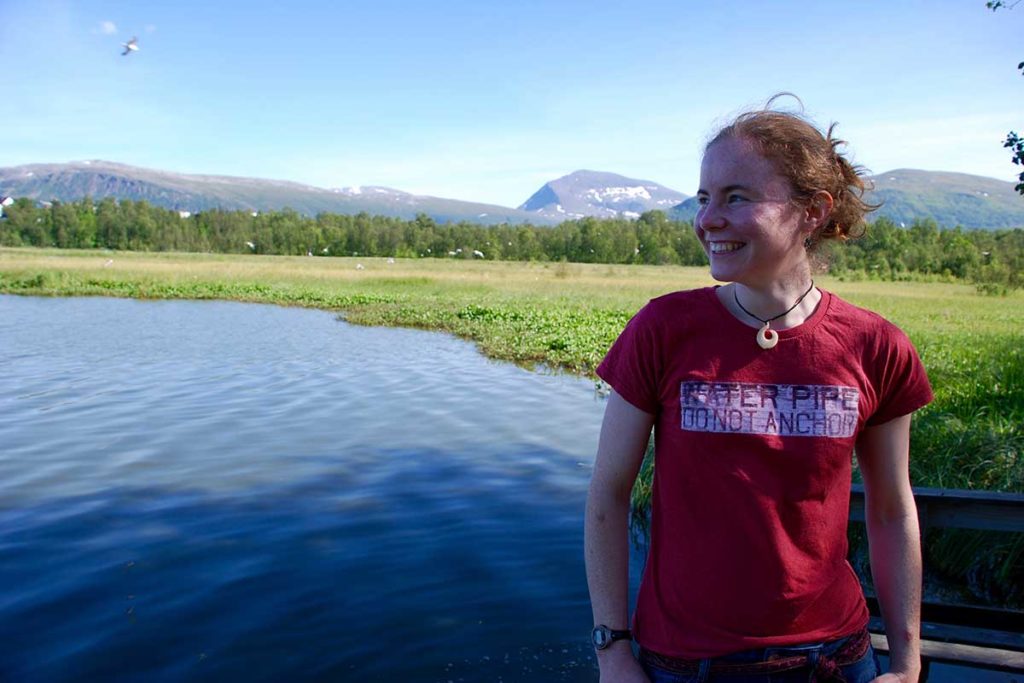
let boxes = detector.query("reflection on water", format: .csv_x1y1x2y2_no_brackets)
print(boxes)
0,296,615,682
2,450,600,681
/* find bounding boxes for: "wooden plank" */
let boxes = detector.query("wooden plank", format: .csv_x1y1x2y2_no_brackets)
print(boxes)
908,486,1024,505
920,623,1024,652
854,483,1024,675
870,633,1024,672
866,598,1024,633
868,617,1024,651
850,484,1024,532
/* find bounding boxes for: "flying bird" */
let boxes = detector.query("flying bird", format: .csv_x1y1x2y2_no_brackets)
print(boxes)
121,37,139,56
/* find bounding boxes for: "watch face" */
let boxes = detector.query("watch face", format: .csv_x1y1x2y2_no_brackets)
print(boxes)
592,626,609,649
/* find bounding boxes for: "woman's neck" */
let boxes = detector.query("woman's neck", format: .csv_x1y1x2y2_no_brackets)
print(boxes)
720,276,820,331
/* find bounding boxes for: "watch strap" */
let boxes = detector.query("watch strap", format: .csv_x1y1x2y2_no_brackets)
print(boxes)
592,624,633,650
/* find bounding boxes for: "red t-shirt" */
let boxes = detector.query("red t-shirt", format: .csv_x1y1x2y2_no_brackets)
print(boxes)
596,287,933,658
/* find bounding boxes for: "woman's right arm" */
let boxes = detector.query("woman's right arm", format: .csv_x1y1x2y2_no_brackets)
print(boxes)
585,390,655,682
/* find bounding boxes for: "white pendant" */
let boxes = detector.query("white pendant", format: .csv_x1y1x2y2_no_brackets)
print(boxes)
756,322,779,350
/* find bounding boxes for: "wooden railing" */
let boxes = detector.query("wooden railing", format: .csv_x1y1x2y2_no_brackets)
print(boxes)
849,484,1024,680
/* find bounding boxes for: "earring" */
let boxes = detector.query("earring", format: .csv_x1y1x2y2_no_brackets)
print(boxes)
804,237,812,248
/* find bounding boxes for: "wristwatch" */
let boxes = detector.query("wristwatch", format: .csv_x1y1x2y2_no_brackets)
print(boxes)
591,624,632,650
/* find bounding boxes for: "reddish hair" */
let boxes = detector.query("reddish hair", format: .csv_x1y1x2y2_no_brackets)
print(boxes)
706,94,877,246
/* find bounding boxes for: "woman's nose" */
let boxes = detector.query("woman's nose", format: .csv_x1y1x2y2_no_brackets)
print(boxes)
697,201,725,231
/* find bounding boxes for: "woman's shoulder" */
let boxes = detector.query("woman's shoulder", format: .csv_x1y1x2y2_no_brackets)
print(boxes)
821,290,915,348
641,287,718,318
822,292,932,422
615,287,716,343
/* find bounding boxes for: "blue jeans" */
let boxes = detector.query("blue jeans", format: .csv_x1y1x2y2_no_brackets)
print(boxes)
640,633,881,683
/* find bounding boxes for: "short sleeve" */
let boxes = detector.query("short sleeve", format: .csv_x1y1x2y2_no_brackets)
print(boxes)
866,325,934,426
596,303,662,415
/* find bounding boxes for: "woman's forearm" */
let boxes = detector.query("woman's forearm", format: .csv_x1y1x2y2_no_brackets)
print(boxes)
867,506,922,681
585,486,632,631
585,391,654,681
585,484,647,679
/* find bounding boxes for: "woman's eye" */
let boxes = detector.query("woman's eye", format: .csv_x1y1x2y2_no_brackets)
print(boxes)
727,194,746,203
696,196,709,206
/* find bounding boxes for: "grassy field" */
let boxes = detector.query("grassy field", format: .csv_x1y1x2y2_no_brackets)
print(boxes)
2,246,1022,602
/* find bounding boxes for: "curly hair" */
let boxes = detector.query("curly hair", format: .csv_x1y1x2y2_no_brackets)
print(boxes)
706,94,878,247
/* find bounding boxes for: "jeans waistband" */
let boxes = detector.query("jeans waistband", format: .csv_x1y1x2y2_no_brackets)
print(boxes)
639,627,871,682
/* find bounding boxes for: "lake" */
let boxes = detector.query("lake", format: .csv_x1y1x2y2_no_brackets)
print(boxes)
0,295,623,681
0,296,1009,682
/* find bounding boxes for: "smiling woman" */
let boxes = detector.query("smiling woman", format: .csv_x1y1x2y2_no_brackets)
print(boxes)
585,97,934,683
696,135,817,294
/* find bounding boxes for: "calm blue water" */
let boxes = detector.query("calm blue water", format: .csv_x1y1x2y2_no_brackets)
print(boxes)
0,295,621,682
0,296,1014,683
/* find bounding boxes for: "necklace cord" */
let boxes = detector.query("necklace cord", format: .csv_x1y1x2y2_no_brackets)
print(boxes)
733,280,815,325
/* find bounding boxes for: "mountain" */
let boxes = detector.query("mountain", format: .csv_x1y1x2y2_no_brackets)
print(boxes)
0,161,554,226
865,169,1024,229
4,162,1022,230
669,169,1024,230
518,170,688,220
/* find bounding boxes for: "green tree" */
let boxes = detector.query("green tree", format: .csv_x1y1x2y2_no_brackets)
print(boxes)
73,197,98,248
0,198,42,246
635,211,680,265
938,228,981,278
18,199,51,246
96,197,127,249
1004,126,1024,195
49,201,80,248
987,1,1024,194
123,201,157,250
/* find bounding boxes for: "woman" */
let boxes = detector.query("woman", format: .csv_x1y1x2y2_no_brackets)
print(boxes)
584,99,933,683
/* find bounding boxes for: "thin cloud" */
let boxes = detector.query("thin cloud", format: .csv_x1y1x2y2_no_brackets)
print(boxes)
99,20,117,35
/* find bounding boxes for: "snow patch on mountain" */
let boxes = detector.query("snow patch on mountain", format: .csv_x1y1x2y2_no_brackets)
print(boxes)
520,170,688,221
585,186,653,202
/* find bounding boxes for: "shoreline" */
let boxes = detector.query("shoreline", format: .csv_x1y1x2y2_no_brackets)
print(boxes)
2,247,1021,493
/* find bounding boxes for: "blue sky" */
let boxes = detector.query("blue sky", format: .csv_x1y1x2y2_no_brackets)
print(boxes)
2,0,1021,207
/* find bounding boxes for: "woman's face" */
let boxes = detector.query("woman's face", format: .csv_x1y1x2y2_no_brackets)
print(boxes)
695,136,814,288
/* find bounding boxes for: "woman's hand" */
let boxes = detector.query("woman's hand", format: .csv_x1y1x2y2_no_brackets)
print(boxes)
871,672,919,683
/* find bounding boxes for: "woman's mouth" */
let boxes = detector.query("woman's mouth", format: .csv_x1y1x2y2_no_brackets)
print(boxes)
709,241,745,254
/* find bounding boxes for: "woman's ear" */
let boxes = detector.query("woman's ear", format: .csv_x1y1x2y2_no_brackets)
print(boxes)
805,191,834,232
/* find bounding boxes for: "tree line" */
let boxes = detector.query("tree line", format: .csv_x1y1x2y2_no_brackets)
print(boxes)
1,196,1021,292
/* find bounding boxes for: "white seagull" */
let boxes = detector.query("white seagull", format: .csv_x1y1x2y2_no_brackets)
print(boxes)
121,37,139,56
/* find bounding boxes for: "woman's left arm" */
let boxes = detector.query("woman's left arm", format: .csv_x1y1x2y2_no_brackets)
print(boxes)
855,413,922,683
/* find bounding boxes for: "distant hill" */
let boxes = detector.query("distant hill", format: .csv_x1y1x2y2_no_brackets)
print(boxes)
670,169,1024,230
0,161,554,226
4,162,1021,230
865,169,1024,228
518,170,688,220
